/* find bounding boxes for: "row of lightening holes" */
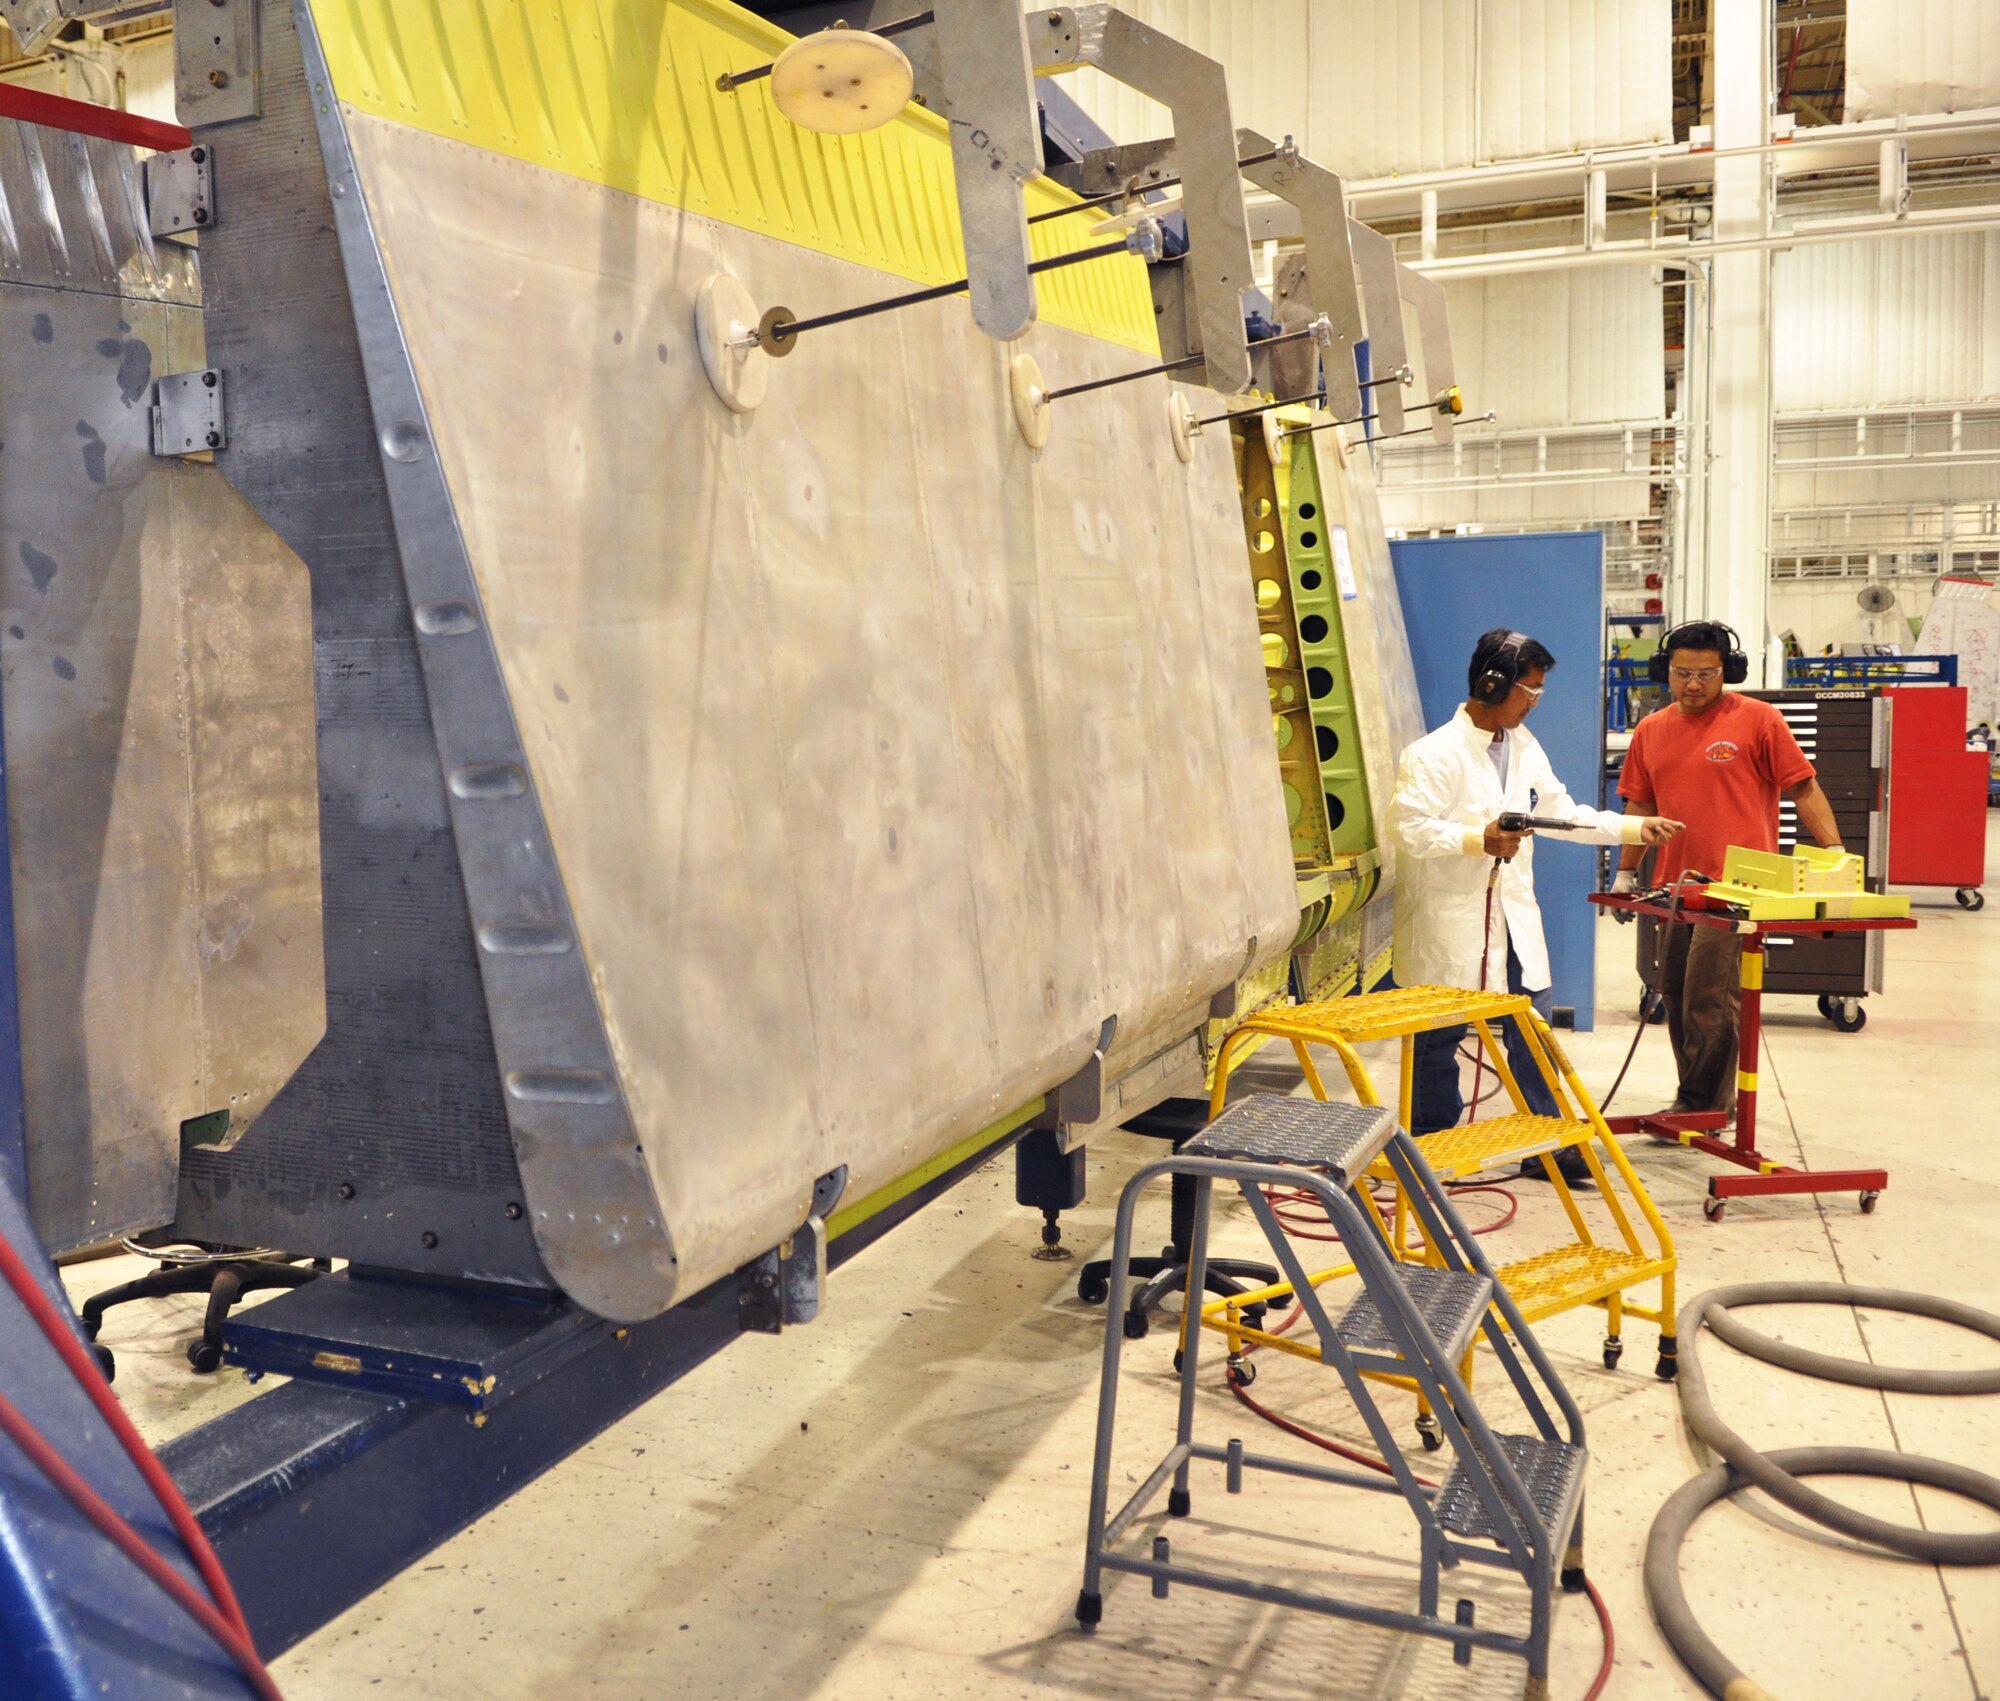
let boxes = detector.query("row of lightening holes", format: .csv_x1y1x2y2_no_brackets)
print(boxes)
1253,496,1345,844
1249,496,1314,850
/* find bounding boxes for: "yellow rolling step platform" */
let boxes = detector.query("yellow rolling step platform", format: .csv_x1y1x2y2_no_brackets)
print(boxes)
1202,986,1680,1425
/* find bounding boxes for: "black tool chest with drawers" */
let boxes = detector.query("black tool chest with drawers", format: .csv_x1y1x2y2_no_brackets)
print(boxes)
1753,689,1884,1008
1637,688,1887,1026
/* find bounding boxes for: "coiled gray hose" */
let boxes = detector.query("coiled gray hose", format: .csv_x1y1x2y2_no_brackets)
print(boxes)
1644,1282,2000,1700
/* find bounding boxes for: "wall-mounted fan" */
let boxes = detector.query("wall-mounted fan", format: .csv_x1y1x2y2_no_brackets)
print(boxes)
1857,583,1898,616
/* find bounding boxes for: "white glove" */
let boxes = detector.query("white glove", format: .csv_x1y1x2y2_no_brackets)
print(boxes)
1611,868,1638,895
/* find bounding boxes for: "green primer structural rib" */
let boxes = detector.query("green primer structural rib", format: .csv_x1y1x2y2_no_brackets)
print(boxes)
1233,422,1337,873
1283,430,1379,880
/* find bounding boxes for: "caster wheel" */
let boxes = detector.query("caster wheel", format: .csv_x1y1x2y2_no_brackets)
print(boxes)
1703,1195,1726,1223
1121,1310,1150,1341
1645,999,1665,1025
1859,1189,1880,1214
1077,1272,1108,1305
1957,888,1984,911
1829,999,1865,1033
1816,994,1835,1019
1602,1338,1624,1371
92,1343,115,1384
1243,1304,1267,1333
1416,1418,1444,1453
186,1339,224,1374
1225,1358,1256,1389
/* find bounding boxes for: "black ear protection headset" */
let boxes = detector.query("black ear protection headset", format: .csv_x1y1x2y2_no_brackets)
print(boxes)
1469,631,1531,707
1649,620,1749,686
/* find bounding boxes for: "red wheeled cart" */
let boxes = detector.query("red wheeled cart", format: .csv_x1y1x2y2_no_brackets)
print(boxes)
1591,893,1916,1218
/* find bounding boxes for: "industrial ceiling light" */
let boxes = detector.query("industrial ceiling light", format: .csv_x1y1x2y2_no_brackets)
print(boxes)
768,28,915,135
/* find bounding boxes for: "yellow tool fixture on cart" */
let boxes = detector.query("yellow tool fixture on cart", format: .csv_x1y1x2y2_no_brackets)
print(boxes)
1204,985,1680,1441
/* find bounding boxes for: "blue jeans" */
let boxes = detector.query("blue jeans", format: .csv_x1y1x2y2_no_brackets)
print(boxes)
1409,945,1558,1135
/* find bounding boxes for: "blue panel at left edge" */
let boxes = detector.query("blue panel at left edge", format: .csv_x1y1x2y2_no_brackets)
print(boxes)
1390,531,1607,1031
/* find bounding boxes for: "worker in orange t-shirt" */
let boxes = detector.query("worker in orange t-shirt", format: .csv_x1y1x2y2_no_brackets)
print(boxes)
1614,621,1846,1115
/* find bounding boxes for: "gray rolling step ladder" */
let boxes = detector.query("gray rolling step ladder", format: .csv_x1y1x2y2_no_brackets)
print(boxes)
1076,1094,1589,1701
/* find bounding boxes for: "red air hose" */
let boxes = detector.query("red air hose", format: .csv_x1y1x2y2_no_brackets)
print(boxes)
0,1223,281,1697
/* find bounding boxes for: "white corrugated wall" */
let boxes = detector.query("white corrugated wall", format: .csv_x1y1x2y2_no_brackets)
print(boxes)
1050,0,1670,176
1768,579,1934,654
1772,233,2000,411
1379,266,1665,530
1477,0,1672,161
1846,0,2000,121
1441,269,1666,428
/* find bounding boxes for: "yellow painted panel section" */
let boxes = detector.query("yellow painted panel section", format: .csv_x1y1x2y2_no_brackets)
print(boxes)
308,0,1159,352
1740,951,1764,990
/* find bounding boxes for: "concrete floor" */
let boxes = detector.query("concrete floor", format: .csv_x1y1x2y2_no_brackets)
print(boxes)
69,822,1999,1700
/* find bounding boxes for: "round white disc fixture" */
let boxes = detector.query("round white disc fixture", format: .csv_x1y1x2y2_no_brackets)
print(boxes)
771,29,914,135
695,272,769,414
1167,392,1199,464
1010,353,1051,449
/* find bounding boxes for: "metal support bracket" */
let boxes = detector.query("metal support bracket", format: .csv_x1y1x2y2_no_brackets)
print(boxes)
930,0,1043,340
738,1167,852,1332
737,1250,783,1334
1237,129,1364,424
1346,219,1409,435
1033,5,1255,393
1398,261,1459,446
1036,1016,1119,1132
144,144,215,237
149,368,225,456
1044,136,1179,198
780,1165,849,1326
174,0,261,126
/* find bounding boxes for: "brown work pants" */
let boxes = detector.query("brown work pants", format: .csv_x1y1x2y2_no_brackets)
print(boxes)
1651,920,1742,1114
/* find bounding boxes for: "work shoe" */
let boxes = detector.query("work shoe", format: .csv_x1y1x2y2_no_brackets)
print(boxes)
1516,1146,1595,1187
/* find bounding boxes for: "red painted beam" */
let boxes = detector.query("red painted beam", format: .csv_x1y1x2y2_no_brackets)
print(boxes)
1711,1168,1887,1199
0,83,193,154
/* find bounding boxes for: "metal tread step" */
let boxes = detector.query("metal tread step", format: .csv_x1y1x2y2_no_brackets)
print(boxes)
1335,1263,1493,1363
1186,1095,1396,1190
1434,1432,1587,1554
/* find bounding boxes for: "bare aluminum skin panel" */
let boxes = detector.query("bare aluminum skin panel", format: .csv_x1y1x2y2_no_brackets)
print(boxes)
0,124,323,1252
0,115,196,304
335,108,1296,1307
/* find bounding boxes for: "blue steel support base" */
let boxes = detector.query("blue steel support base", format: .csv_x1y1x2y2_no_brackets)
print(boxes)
160,1112,1036,1660
161,1280,741,1658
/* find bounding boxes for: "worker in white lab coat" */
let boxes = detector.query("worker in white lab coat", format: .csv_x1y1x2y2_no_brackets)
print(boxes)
1388,629,1683,1157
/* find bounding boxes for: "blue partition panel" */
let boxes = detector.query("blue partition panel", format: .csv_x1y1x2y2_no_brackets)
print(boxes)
1390,532,1606,1030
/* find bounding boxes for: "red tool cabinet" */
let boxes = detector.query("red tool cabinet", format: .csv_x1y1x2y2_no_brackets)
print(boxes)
1884,685,1986,909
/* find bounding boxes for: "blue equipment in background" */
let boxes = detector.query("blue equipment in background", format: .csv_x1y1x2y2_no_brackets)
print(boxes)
1390,531,1608,1031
